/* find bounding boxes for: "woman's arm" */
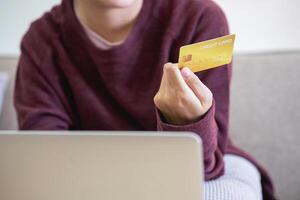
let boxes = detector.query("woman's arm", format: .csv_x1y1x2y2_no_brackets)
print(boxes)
154,1,231,180
14,41,73,130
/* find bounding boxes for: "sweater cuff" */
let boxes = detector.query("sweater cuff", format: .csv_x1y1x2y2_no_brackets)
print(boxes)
156,100,218,158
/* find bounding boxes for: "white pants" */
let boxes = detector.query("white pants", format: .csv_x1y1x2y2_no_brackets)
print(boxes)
204,154,262,200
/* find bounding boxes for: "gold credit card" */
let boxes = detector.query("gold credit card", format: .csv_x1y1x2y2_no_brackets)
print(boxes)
178,34,235,72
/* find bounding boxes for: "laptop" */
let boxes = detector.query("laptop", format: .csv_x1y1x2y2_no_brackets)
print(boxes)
0,131,204,200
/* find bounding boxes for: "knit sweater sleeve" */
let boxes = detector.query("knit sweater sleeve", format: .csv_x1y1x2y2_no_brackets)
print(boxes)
156,1,231,180
14,32,73,130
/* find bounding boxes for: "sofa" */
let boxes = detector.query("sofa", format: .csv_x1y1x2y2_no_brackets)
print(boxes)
0,52,299,199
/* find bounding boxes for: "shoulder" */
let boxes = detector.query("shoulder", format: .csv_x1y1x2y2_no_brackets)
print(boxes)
170,0,225,17
153,0,228,42
20,3,64,65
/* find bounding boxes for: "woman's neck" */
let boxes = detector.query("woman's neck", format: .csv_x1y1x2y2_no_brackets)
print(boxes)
74,0,143,43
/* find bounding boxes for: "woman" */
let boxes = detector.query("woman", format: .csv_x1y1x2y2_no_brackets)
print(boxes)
14,0,276,199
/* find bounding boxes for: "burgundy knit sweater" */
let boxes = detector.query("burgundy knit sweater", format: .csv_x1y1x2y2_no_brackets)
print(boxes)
14,0,276,199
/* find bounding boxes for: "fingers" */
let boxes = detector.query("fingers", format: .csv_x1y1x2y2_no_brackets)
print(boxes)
181,67,213,107
154,63,212,125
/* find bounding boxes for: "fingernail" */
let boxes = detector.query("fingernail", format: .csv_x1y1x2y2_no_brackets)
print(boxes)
181,67,191,78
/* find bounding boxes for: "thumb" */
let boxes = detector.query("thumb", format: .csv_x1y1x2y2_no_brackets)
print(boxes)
163,63,188,89
181,67,213,105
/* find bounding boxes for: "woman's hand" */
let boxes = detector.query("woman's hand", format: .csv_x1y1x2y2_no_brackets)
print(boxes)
154,63,213,125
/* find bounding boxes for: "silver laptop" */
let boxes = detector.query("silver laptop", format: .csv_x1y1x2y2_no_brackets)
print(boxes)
0,131,204,200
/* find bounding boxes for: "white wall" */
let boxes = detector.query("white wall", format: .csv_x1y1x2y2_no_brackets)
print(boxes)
0,0,299,55
216,0,300,53
0,0,60,56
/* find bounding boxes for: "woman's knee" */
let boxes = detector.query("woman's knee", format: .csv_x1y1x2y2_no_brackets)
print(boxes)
204,154,262,200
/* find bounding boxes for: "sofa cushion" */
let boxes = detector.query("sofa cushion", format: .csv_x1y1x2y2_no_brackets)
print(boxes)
0,72,9,115
0,57,18,130
230,52,300,200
